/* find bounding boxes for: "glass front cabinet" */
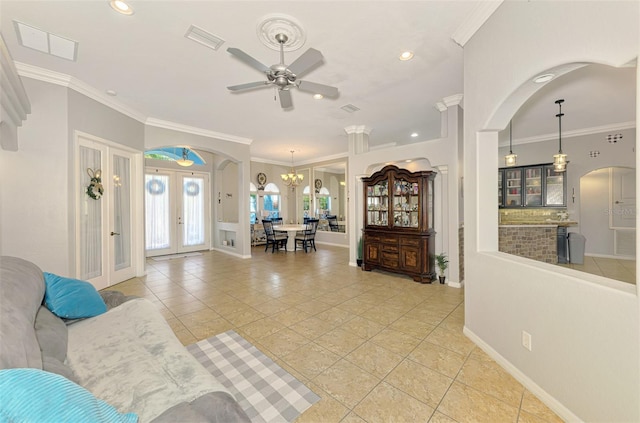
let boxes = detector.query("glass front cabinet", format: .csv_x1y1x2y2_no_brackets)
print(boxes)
499,164,566,208
362,165,436,283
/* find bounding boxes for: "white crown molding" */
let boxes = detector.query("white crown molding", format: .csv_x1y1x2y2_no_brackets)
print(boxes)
435,102,447,112
15,62,147,123
145,118,252,145
15,62,254,145
451,1,503,47
251,151,348,167
508,121,636,147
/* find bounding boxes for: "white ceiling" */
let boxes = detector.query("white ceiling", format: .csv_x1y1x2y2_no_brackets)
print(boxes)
1,1,636,165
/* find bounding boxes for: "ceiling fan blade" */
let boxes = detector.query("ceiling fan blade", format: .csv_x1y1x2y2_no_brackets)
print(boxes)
287,48,324,77
297,80,339,98
227,47,270,74
227,81,270,91
279,89,293,109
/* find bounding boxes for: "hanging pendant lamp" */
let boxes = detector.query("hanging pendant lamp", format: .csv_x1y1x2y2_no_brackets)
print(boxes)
504,120,517,167
553,99,567,172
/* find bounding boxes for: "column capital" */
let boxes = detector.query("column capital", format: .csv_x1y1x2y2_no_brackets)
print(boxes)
344,125,372,135
443,94,464,107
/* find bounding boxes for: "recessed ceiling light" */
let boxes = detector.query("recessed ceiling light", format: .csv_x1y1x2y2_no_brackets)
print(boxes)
410,132,418,138
109,0,134,15
405,159,412,163
399,51,414,61
533,73,555,84
313,94,323,100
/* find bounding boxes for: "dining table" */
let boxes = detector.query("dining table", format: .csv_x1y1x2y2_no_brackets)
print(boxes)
272,224,307,251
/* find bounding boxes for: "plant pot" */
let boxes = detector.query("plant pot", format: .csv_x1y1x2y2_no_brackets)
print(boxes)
357,259,363,267
438,276,446,284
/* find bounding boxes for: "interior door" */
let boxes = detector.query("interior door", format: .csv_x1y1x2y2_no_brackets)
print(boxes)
77,136,136,290
145,169,210,257
611,167,636,228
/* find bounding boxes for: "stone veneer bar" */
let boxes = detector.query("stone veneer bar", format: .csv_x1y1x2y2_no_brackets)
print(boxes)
498,225,557,264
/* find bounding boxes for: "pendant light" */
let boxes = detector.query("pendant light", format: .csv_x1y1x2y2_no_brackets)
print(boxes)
553,99,567,172
504,120,517,166
176,147,194,167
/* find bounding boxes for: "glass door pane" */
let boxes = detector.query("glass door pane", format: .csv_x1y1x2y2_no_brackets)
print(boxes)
79,145,103,280
112,154,131,271
393,178,419,228
545,166,565,206
505,169,522,207
181,175,205,248
498,170,503,207
145,173,172,253
524,167,543,206
366,180,388,226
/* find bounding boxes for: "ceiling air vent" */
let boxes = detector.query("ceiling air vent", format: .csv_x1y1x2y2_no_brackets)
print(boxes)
341,104,360,113
14,21,78,61
185,25,225,51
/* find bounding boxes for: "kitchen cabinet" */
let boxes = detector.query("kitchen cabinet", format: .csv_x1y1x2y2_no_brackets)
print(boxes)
362,165,436,283
499,164,566,208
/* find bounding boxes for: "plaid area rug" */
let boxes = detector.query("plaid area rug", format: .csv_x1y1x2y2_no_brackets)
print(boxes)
187,330,320,423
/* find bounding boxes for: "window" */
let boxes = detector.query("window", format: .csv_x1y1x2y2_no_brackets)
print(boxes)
249,183,257,224
263,183,280,219
144,147,205,165
302,185,311,218
316,187,331,216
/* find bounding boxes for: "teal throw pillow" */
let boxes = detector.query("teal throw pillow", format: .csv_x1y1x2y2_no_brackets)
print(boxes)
44,272,107,319
0,368,138,423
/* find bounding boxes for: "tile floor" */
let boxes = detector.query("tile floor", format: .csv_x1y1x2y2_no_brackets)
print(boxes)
557,256,636,284
108,246,563,423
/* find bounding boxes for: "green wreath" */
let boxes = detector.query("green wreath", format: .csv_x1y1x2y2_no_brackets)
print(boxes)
86,168,104,200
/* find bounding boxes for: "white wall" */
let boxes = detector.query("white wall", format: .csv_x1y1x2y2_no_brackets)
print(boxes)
0,79,69,273
580,168,614,256
464,2,639,421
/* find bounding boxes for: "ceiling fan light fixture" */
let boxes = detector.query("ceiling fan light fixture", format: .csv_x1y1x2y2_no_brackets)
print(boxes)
109,0,134,15
313,93,323,100
399,51,414,61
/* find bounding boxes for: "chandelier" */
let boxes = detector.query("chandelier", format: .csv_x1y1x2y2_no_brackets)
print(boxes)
281,150,304,187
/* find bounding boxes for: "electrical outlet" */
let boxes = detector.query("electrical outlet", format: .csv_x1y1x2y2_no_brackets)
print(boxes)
522,331,532,351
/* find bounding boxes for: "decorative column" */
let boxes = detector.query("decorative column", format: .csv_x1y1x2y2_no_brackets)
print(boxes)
344,125,372,156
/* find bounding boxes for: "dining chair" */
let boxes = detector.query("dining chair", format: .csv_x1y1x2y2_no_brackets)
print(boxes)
295,218,319,253
262,219,287,253
327,215,340,232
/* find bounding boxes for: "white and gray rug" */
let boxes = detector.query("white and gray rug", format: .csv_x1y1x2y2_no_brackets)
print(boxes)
187,330,320,423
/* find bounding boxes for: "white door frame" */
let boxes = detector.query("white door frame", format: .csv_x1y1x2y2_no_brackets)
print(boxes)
75,131,144,289
145,168,211,257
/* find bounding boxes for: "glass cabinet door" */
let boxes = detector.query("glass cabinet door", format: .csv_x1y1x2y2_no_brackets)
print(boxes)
366,180,388,226
545,166,565,206
524,167,543,206
504,169,522,207
498,170,503,207
392,178,419,228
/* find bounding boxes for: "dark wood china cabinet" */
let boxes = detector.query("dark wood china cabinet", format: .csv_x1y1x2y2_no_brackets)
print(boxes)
362,165,436,283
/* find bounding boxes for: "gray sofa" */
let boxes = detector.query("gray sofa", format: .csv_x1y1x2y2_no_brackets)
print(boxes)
0,256,250,423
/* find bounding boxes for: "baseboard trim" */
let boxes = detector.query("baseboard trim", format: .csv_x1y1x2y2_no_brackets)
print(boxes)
447,280,464,288
463,326,581,423
210,247,250,259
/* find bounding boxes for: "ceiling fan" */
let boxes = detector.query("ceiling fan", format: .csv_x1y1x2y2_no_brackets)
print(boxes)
226,33,339,109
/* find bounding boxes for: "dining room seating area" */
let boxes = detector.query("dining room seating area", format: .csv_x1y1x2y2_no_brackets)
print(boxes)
258,219,320,254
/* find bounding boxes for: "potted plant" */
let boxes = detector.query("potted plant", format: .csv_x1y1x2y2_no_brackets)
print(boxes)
435,253,448,284
357,236,364,267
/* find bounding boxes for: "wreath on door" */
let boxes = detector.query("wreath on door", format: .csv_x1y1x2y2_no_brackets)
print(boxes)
86,168,104,200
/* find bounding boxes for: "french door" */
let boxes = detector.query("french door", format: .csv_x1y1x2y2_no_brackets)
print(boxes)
76,135,138,290
145,169,210,257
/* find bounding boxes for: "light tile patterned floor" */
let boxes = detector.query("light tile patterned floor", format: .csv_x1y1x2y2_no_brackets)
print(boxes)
109,246,563,423
557,256,636,284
